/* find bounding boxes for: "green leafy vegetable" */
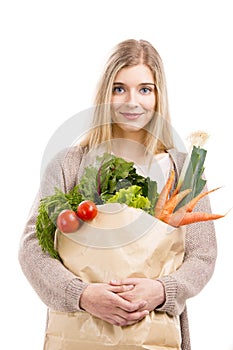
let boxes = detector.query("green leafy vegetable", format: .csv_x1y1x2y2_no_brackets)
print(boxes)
36,186,83,259
78,163,100,203
79,153,158,204
146,177,159,212
107,185,151,212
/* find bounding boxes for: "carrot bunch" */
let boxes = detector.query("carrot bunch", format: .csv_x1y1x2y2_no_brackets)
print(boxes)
154,169,224,227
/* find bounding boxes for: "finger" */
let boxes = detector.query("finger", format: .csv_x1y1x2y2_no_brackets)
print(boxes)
126,309,149,322
110,278,140,286
109,284,134,293
114,309,149,326
109,279,123,286
106,315,132,327
115,290,133,301
117,297,147,312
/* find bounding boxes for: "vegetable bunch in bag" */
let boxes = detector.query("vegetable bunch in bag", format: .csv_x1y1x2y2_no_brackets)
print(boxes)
36,131,225,260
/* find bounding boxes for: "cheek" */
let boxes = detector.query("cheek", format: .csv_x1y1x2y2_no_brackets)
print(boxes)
111,90,125,102
111,98,123,113
145,110,155,124
143,96,156,111
152,93,157,108
140,91,156,110
110,104,120,121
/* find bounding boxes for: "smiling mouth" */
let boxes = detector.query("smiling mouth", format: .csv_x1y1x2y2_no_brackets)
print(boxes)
120,112,143,120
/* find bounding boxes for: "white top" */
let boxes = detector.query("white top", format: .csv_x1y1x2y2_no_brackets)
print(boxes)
134,153,172,193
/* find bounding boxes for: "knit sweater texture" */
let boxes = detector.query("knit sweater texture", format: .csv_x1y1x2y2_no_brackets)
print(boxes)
18,145,217,350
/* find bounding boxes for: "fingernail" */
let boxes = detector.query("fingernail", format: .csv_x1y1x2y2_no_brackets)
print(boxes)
126,284,133,290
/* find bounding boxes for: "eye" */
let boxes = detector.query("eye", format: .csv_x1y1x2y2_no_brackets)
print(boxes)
140,87,152,94
113,86,125,94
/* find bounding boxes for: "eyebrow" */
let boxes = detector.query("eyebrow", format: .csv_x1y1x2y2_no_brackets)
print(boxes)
113,82,156,86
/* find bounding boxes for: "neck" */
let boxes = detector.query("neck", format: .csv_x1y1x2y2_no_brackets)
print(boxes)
112,124,147,145
110,138,148,165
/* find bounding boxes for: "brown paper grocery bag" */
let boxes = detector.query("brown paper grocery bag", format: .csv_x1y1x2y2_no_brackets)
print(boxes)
44,204,185,350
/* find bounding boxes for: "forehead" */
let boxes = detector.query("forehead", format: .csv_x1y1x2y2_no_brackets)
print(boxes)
114,64,154,84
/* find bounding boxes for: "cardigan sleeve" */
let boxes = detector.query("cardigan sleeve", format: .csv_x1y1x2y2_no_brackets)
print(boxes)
18,146,89,312
156,150,217,316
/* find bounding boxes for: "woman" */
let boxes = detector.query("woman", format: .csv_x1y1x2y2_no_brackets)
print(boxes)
19,39,217,350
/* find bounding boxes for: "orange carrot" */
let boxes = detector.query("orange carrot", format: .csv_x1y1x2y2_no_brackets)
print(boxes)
168,182,182,200
154,169,175,218
159,188,192,218
161,211,224,227
176,187,221,213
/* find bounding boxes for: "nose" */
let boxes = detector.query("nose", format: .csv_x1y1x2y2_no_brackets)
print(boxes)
125,89,138,107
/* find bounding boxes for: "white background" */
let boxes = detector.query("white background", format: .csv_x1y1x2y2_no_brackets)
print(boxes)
1,0,233,349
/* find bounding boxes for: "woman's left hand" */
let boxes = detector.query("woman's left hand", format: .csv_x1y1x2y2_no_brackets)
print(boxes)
109,278,165,312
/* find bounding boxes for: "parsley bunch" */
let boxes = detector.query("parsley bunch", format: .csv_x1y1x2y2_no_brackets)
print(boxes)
36,186,83,259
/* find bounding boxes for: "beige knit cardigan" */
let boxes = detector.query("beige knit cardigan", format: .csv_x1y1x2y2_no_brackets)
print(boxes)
18,145,217,350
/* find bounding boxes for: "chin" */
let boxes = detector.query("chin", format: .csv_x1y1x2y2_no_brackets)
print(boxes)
117,120,145,130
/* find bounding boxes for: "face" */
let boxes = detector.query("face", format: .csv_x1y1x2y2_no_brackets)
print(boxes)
111,64,156,140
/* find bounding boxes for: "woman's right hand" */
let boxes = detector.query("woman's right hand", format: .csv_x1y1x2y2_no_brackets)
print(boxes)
79,283,149,326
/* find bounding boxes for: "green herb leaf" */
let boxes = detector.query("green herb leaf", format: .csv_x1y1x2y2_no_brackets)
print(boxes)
36,186,83,259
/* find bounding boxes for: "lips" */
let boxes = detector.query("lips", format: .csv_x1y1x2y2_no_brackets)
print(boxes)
120,112,143,120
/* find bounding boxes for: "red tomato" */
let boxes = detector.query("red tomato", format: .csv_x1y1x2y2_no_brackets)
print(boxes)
77,200,98,221
56,209,80,233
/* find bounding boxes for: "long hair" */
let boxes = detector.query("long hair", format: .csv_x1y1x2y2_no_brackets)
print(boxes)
83,39,174,154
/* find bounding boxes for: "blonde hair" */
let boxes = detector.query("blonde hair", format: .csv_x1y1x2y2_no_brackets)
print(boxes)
83,39,174,154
